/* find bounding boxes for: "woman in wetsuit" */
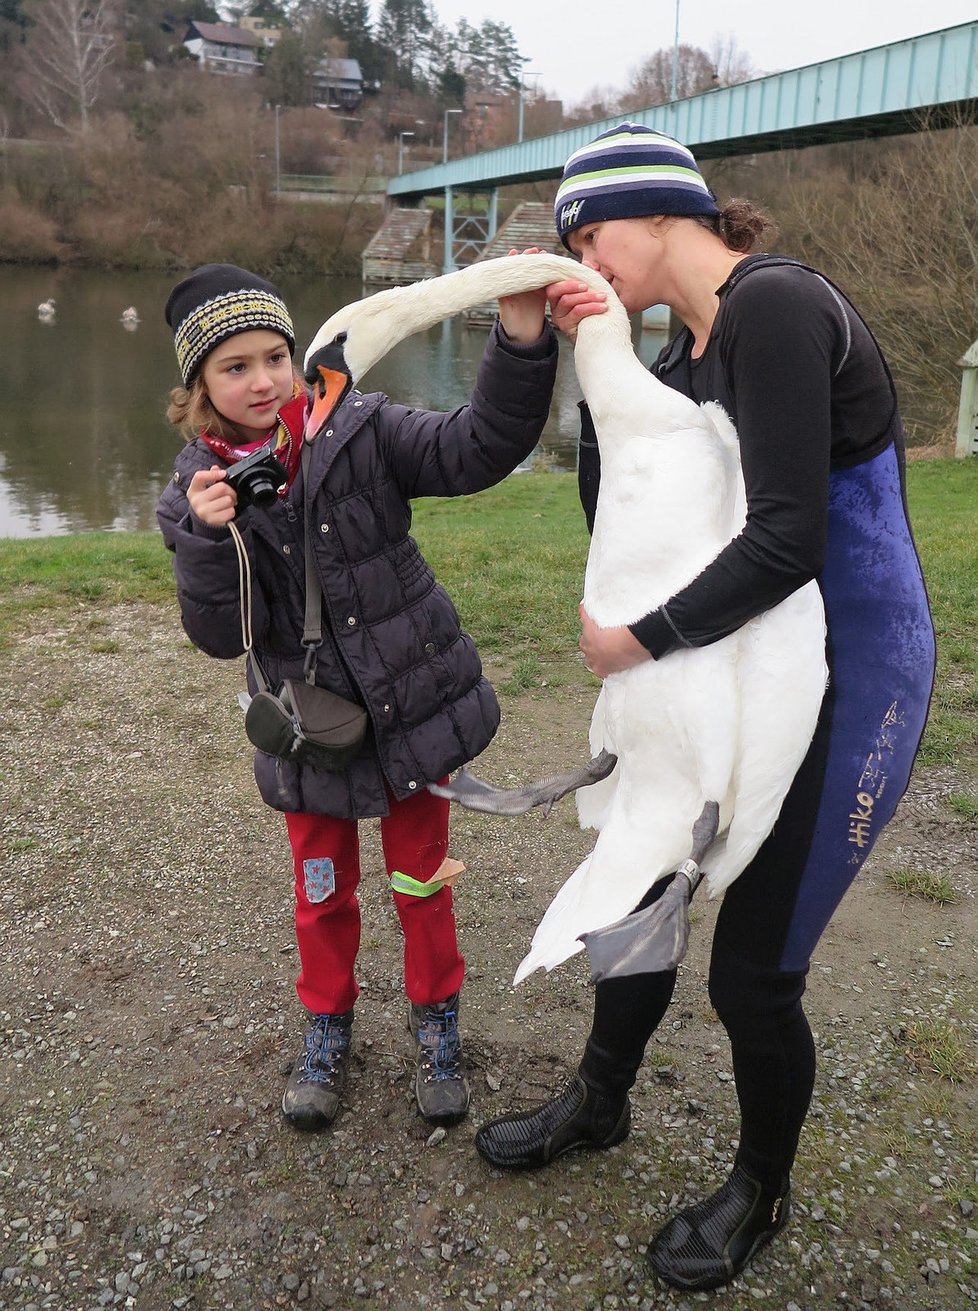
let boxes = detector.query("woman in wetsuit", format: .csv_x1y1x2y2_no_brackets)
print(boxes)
474,123,936,1293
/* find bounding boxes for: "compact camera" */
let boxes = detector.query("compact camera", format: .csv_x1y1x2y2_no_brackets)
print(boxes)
225,444,288,510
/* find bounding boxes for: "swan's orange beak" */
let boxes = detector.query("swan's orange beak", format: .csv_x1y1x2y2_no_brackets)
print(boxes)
304,344,352,440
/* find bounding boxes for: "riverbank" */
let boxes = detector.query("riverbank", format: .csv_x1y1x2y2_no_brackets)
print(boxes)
1,469,976,1309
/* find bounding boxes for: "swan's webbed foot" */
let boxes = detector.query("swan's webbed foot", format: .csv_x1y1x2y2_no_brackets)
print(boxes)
427,749,618,817
580,800,721,979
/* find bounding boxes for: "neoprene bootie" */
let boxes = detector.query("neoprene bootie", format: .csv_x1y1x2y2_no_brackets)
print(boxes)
474,1073,630,1170
647,1163,790,1290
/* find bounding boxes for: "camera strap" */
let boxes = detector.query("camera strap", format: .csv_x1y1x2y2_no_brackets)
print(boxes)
230,437,325,695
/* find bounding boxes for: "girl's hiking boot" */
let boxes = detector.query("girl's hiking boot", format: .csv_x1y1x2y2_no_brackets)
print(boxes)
647,1163,791,1290
409,992,470,1124
281,1010,354,1130
474,1073,630,1170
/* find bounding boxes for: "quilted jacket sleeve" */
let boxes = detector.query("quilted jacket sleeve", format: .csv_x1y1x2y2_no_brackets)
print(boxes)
156,448,272,660
381,320,559,497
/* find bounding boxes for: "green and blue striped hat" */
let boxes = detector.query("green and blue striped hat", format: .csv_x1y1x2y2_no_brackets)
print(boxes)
555,122,718,248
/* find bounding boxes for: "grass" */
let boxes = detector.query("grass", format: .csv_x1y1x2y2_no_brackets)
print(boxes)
0,531,174,648
906,457,978,771
885,866,959,904
0,459,975,776
901,1018,976,1083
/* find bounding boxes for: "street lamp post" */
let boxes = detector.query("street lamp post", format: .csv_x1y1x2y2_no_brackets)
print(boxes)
274,104,281,194
671,0,680,100
397,130,414,175
442,108,462,163
517,71,539,143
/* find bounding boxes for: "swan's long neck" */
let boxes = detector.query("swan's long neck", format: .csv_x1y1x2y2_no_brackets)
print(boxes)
305,254,635,382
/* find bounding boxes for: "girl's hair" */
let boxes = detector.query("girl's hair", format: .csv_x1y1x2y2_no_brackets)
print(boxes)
166,379,240,443
693,197,777,253
166,367,304,444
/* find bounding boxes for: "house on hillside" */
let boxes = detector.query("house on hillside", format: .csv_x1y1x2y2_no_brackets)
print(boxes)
311,58,364,111
239,16,283,49
182,22,260,76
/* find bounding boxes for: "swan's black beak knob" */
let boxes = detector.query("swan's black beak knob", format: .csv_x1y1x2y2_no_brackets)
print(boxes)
304,338,352,440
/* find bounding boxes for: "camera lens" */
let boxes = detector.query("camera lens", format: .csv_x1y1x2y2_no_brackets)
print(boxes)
243,475,279,508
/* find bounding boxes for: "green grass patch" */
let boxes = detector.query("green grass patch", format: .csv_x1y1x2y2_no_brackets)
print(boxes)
901,1018,976,1083
885,866,958,904
948,791,978,820
412,473,589,662
0,531,173,648
906,459,978,772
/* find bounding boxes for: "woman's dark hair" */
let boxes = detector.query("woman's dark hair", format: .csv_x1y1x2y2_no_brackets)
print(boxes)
693,197,777,253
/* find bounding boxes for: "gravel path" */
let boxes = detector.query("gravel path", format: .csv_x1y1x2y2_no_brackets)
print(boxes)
1,602,976,1310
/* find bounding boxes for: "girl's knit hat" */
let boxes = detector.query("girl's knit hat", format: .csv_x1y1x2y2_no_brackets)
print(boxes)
554,122,719,248
165,263,295,385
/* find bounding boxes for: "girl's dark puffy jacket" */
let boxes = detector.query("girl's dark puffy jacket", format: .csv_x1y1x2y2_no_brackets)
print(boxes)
157,322,558,819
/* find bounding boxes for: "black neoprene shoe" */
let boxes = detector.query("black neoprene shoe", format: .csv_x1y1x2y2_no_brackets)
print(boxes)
474,1073,630,1170
647,1164,790,1291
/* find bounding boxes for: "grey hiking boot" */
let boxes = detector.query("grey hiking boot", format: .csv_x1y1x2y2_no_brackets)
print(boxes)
281,1010,353,1131
408,992,470,1125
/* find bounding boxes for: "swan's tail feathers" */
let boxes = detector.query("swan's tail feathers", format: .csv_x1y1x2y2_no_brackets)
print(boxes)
427,749,618,818
579,800,720,980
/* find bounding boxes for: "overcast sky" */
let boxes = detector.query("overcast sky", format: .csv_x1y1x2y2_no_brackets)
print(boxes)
418,2,978,106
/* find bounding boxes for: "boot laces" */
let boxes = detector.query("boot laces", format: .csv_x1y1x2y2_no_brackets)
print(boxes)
418,1005,462,1082
301,1013,350,1084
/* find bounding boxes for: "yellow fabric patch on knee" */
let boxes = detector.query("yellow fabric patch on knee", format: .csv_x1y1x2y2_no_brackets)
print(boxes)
389,857,465,897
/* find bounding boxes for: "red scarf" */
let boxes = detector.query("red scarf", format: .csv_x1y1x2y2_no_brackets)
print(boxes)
200,386,308,497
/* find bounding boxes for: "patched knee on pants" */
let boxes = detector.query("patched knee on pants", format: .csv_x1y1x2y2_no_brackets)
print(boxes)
303,857,336,904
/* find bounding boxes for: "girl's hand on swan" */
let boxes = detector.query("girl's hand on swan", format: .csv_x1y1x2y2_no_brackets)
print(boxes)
579,604,650,678
547,280,608,343
187,465,238,528
497,247,550,343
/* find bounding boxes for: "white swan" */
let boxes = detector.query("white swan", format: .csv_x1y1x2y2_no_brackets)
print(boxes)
37,299,56,320
121,306,140,324
303,253,827,983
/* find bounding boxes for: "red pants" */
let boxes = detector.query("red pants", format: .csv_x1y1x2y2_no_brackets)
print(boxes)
284,785,464,1015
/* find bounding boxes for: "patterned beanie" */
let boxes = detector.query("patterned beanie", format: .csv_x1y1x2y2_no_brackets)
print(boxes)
165,263,295,385
554,122,719,248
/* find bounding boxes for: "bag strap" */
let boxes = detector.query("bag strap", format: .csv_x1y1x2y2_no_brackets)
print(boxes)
300,438,323,685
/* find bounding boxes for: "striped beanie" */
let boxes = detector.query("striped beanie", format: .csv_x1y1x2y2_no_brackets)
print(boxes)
165,263,295,385
555,123,718,248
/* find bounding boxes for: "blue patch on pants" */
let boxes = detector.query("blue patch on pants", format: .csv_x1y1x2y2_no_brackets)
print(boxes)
303,857,336,905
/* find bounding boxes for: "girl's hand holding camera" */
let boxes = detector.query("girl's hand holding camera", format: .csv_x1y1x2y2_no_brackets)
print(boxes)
187,465,238,527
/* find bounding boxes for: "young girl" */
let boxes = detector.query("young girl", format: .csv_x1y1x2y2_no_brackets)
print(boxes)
157,262,557,1131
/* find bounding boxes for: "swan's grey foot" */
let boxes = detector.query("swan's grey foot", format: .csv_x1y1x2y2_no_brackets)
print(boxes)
581,800,720,979
427,749,618,817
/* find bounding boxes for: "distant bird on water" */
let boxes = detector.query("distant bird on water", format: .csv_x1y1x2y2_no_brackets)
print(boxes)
37,299,56,321
121,306,140,324
301,252,828,985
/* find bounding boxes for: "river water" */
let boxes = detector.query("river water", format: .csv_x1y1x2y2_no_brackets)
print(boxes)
1,265,668,538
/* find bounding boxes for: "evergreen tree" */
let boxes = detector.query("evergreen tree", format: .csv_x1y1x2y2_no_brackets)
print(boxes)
375,0,433,91
260,27,310,105
332,0,378,81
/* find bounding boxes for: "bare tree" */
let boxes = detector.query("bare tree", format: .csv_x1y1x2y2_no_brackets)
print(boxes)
776,118,978,446
20,0,118,132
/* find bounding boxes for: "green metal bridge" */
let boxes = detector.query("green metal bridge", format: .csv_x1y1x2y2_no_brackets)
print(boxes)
383,19,978,273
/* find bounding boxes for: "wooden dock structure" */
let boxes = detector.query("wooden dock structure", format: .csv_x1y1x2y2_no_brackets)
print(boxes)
361,207,437,285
